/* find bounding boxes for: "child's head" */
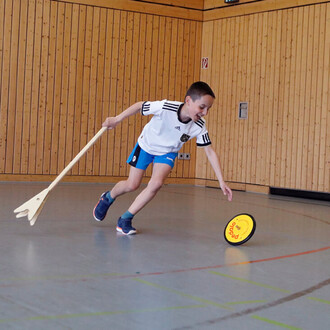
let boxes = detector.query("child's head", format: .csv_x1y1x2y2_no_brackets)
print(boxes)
185,81,215,102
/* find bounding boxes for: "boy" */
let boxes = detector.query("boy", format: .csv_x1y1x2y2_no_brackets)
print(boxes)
93,81,232,235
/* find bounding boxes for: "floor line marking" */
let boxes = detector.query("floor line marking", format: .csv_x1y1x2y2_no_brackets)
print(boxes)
175,277,330,329
1,246,328,285
251,315,302,329
133,278,232,310
209,271,291,293
307,297,330,304
0,305,206,324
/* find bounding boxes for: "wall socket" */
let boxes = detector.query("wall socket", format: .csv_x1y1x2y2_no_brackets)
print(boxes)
178,153,190,160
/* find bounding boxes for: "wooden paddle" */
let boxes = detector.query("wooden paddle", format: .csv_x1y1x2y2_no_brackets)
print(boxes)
14,127,108,226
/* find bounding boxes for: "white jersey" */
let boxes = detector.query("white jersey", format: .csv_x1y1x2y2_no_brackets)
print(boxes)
137,100,211,156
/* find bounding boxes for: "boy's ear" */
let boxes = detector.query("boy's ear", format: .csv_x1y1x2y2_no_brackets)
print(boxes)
185,95,191,104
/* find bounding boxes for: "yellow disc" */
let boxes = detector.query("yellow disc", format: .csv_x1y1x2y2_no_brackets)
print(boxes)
224,213,256,246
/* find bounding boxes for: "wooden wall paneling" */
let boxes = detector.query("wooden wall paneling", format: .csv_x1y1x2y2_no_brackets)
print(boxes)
13,0,28,174
101,9,114,176
291,6,303,188
168,18,178,178
0,0,11,174
64,4,79,174
5,0,20,174
0,0,4,101
234,16,244,183
217,19,229,183
264,11,276,187
219,18,230,182
126,12,139,177
36,0,51,174
205,19,217,182
143,14,154,178
93,8,107,176
57,4,72,172
319,3,329,191
241,15,252,183
135,13,145,175
310,4,323,191
155,16,165,100
43,1,58,174
181,21,191,178
175,19,185,179
250,13,262,184
56,0,202,21
161,17,171,100
0,0,5,169
325,2,330,192
283,8,292,188
149,15,159,102
287,8,299,189
294,7,307,189
188,20,201,179
306,5,317,190
122,11,134,177
312,4,325,191
117,11,128,177
228,16,240,183
110,10,121,177
239,15,249,183
256,12,268,185
85,6,100,176
273,10,285,187
71,5,86,175
78,5,93,175
21,0,37,174
198,20,212,180
245,14,257,184
28,0,44,174
301,6,314,190
50,1,65,176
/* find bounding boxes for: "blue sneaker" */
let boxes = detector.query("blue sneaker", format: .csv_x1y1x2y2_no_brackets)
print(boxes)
116,217,137,235
93,192,111,221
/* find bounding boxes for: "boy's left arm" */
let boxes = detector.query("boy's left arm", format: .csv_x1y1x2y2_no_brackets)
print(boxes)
203,145,233,201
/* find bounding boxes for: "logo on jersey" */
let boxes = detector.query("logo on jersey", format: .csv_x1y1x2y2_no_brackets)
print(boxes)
175,126,181,131
180,134,190,142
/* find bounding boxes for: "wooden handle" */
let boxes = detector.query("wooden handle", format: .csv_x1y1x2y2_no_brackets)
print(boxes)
48,127,108,191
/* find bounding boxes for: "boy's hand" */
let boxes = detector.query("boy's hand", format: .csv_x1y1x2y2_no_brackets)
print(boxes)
220,182,233,202
102,117,118,129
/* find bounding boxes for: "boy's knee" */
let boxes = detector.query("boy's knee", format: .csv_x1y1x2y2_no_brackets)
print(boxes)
126,180,140,192
148,179,163,192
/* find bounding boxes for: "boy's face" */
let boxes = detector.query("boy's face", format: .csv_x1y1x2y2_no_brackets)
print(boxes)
186,94,214,122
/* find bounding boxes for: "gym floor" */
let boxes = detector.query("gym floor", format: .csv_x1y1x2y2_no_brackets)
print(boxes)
0,182,329,330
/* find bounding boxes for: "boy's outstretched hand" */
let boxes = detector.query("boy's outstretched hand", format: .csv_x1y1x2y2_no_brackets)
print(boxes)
220,181,233,202
102,117,118,129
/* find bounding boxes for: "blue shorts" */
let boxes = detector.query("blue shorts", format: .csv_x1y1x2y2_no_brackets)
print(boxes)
127,143,178,170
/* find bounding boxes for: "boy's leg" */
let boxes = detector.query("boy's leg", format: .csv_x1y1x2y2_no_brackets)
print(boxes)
127,163,172,215
111,166,145,199
93,166,144,221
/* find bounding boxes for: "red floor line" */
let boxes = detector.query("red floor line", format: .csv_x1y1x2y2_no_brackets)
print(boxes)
128,246,330,279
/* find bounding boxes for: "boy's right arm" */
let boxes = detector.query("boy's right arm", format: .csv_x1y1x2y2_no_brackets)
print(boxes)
102,101,144,129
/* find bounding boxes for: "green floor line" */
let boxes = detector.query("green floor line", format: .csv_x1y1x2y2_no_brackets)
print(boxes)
209,271,290,293
251,315,302,329
133,278,232,310
0,304,206,324
308,297,330,304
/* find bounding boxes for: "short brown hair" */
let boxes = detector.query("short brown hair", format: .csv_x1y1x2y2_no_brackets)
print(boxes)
185,81,215,101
